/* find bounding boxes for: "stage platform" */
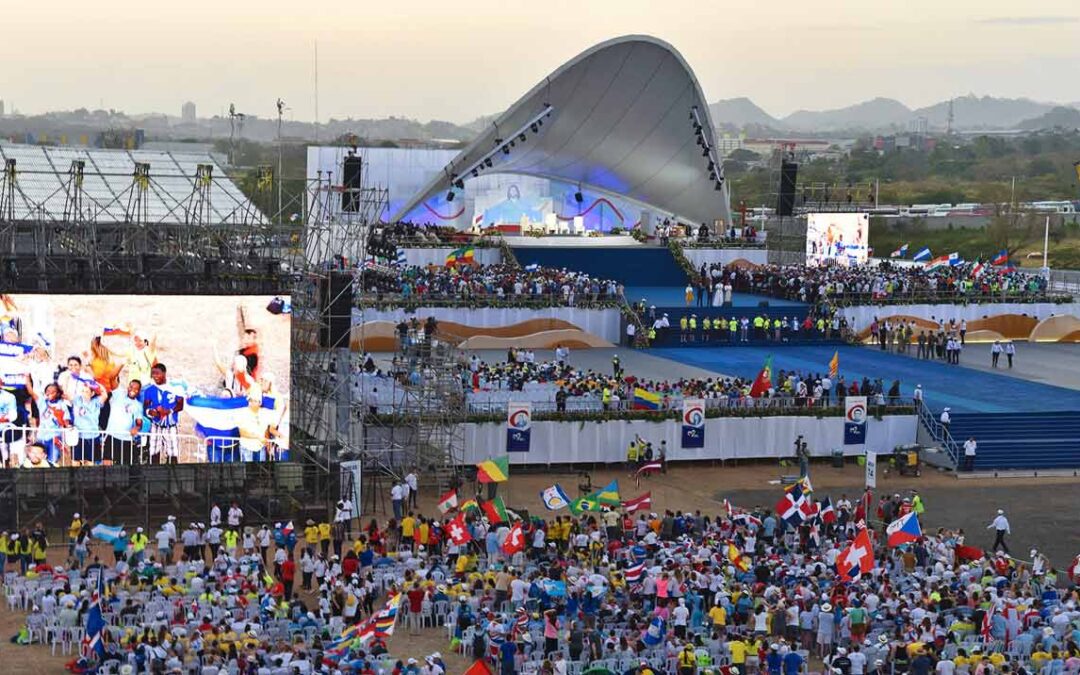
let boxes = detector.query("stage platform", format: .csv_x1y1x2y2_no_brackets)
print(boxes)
646,344,1080,414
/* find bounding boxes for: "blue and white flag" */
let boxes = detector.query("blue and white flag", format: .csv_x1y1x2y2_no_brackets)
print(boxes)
394,250,407,267
523,263,540,272
80,573,106,659
540,484,571,510
0,341,32,390
890,243,909,258
184,394,277,438
642,616,666,647
912,247,931,262
90,523,124,543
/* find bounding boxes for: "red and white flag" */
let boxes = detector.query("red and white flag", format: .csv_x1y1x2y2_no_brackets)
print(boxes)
502,522,525,555
621,492,652,513
837,528,875,581
437,489,458,514
636,461,663,476
447,512,472,545
819,496,837,524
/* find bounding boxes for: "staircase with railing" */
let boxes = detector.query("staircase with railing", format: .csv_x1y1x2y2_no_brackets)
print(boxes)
916,399,958,467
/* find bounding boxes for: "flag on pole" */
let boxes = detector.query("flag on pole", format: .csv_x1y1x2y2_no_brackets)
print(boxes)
476,456,509,483
912,247,932,262
459,498,480,514
749,355,773,398
594,479,620,505
446,513,472,545
80,573,106,659
925,252,959,270
828,351,839,379
971,259,985,278
837,528,875,581
635,461,663,476
621,492,652,513
502,522,525,555
886,512,923,547
540,484,571,510
90,524,124,543
991,249,1009,266
727,542,751,571
819,496,837,524
569,494,599,515
890,243,909,258
481,496,509,524
437,489,458,514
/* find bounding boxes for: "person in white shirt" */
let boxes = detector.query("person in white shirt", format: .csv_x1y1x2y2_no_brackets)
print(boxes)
405,471,419,508
1004,341,1016,368
227,502,244,528
991,340,1003,368
939,407,950,433
963,437,977,471
209,503,222,527
988,509,1011,553
391,482,404,520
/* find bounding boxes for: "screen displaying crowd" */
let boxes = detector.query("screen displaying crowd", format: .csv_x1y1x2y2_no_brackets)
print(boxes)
0,294,291,468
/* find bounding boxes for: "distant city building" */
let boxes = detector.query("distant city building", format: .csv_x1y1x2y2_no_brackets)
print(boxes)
0,100,5,117
181,101,196,124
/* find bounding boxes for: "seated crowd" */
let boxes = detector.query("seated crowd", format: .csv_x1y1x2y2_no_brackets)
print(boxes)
5,487,1076,675
716,262,1052,306
358,264,623,309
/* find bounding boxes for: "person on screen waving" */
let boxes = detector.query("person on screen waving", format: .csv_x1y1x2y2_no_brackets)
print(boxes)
142,363,183,464
238,384,279,462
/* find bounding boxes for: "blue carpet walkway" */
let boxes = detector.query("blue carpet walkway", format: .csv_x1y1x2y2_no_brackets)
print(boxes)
645,345,1080,414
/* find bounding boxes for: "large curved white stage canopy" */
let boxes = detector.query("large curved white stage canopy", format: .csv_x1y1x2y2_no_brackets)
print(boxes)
392,35,731,227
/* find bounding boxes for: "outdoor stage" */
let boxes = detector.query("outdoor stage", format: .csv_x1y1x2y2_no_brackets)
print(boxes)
646,343,1080,414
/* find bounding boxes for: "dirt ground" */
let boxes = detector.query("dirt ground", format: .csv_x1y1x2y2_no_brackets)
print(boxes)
3,461,1076,673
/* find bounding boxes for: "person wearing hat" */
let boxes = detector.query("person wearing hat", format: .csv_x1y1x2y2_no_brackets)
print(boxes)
130,526,149,565
939,407,950,433
987,509,1011,553
678,642,698,675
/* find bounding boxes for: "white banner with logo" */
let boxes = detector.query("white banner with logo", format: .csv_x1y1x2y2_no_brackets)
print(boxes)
844,396,868,446
865,451,877,488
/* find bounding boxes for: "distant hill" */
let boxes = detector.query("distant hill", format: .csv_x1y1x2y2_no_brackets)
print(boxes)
914,95,1056,129
1019,106,1080,130
708,97,780,128
781,97,912,131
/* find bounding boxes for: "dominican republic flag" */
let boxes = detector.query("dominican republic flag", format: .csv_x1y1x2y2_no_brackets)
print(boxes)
912,247,932,262
886,512,922,547
837,528,875,581
819,496,837,524
732,512,763,528
624,561,646,583
774,492,807,525
437,489,458,514
81,574,106,659
890,243,909,258
90,523,124,543
621,492,652,513
991,249,1009,266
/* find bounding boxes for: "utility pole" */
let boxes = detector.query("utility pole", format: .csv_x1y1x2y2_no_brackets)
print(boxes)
276,98,286,226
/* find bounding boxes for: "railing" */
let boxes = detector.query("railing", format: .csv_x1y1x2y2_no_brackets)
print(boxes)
356,290,622,310
733,281,1070,307
915,399,958,466
372,234,504,249
458,395,916,420
0,426,287,468
675,236,767,249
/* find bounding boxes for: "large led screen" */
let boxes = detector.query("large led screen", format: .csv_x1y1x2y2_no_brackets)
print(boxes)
0,295,290,468
805,212,870,267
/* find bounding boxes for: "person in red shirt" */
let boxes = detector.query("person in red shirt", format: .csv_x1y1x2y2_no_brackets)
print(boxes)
342,550,360,577
281,556,296,598
406,583,426,635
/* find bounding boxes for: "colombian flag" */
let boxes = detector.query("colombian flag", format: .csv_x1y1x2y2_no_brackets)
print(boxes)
749,356,773,398
476,455,509,483
632,387,661,410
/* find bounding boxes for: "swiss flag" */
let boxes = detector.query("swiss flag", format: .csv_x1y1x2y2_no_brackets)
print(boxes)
502,522,525,555
447,513,472,546
836,528,874,581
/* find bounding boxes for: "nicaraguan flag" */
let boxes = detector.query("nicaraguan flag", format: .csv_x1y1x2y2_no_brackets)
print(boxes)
540,484,571,510
184,394,277,438
886,511,922,547
642,616,666,646
90,524,124,543
912,247,931,262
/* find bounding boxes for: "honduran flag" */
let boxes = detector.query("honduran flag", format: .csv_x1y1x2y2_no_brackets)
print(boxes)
890,243,909,258
912,247,932,262
991,249,1009,266
886,511,922,547
184,394,278,439
90,523,124,543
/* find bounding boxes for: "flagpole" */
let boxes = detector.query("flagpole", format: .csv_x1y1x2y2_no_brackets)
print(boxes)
1043,215,1050,276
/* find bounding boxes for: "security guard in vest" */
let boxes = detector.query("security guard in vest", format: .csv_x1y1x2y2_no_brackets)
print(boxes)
688,314,697,342
702,316,711,342
773,317,782,341
648,326,657,343
602,386,612,411
679,315,689,343
224,528,240,555
130,527,149,564
753,314,764,340
729,317,738,343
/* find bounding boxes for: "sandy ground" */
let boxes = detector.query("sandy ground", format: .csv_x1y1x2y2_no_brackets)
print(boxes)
3,462,1077,672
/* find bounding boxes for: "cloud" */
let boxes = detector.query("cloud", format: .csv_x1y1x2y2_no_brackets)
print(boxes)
975,16,1079,26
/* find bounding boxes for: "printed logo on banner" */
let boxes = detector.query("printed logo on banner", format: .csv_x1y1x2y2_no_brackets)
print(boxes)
506,402,532,452
844,396,868,446
681,399,705,449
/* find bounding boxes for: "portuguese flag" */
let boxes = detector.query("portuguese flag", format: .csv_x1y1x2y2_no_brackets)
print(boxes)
481,496,509,524
476,455,509,483
749,355,773,398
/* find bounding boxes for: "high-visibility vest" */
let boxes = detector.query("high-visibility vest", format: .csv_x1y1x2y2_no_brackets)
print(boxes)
729,320,737,332
753,317,763,328
689,318,697,329
680,318,688,330
703,318,711,330
224,531,239,549
131,533,148,552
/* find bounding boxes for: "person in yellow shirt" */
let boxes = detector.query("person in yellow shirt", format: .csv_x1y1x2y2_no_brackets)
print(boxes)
417,519,430,547
707,601,727,634
728,636,749,667
318,520,331,558
304,520,319,549
400,513,416,550
67,513,83,556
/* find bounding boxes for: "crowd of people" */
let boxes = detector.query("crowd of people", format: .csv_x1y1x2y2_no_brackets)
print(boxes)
6,480,1077,675
459,348,907,415
358,263,624,309
716,262,1054,307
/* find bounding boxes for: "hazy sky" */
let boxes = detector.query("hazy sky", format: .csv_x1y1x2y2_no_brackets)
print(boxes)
3,0,1078,123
